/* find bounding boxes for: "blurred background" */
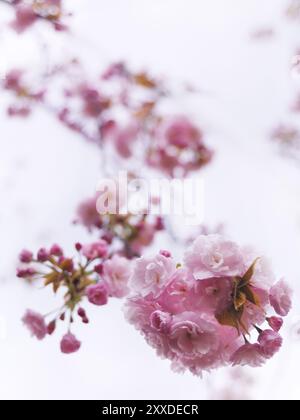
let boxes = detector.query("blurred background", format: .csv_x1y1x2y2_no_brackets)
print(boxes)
0,0,300,400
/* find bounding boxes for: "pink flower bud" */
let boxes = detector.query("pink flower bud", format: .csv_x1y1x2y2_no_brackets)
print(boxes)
160,250,171,258
17,267,36,279
267,316,283,332
77,307,86,318
50,244,63,257
47,320,56,335
37,248,49,262
75,242,82,252
94,263,104,275
19,249,33,263
60,333,81,354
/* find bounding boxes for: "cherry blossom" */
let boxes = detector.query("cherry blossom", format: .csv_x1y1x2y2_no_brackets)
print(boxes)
86,283,109,306
1,0,292,375
60,333,81,354
75,193,163,258
22,310,47,341
102,255,133,298
6,0,67,33
269,279,292,317
2,61,213,178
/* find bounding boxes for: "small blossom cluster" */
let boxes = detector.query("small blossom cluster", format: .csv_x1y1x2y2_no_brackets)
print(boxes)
125,235,292,375
18,242,133,353
63,62,213,177
5,0,67,33
76,192,164,258
2,69,45,117
271,123,300,161
2,61,213,177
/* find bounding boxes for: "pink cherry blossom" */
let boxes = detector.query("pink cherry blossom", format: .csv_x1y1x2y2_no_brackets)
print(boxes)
101,62,127,80
113,123,139,158
11,5,37,33
159,116,203,149
82,241,108,260
22,310,47,340
86,283,109,306
191,276,233,315
76,196,101,231
169,312,219,360
3,69,23,92
60,333,81,354
184,235,245,280
230,344,266,368
130,222,156,255
150,310,172,333
125,235,292,374
269,279,292,317
7,104,31,118
258,330,282,359
79,85,110,118
156,267,194,314
130,254,176,297
103,255,132,298
125,295,160,331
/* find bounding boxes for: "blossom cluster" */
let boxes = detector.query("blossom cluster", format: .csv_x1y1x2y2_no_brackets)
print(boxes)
2,69,45,117
76,194,164,258
2,61,213,177
125,235,292,375
272,124,300,161
2,0,67,33
18,241,133,353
